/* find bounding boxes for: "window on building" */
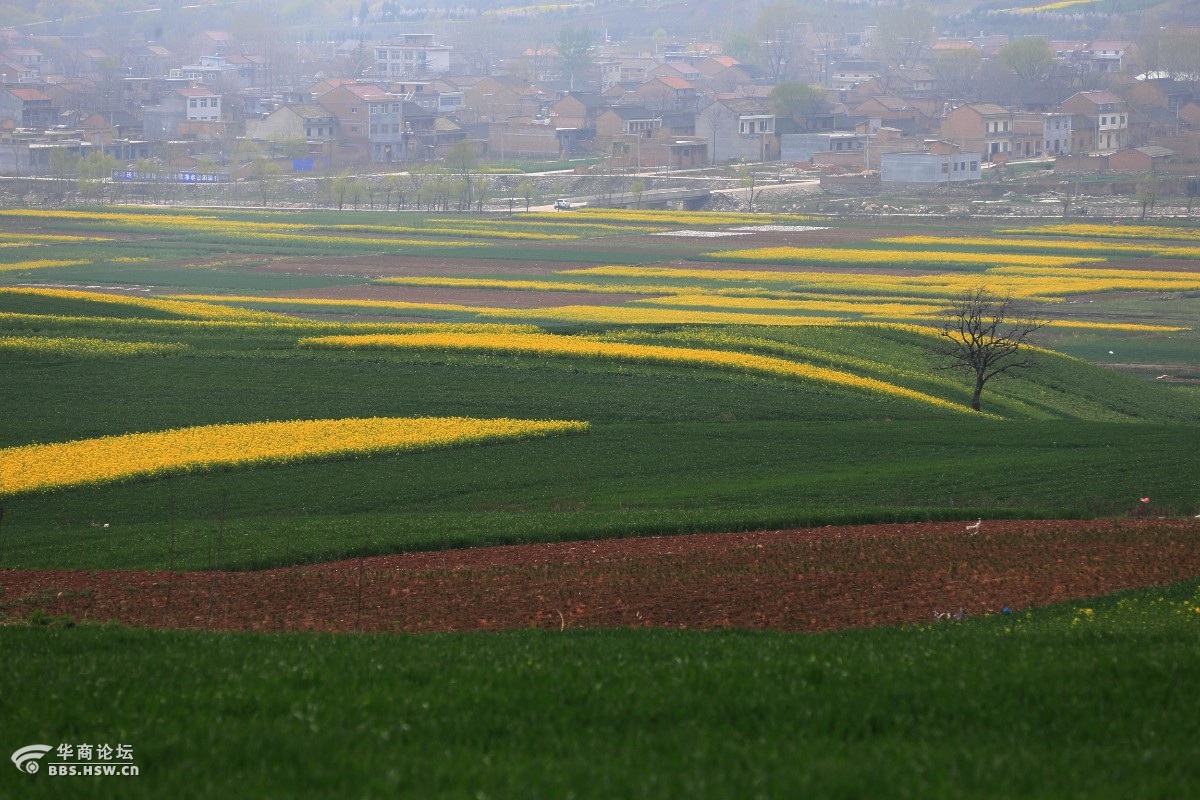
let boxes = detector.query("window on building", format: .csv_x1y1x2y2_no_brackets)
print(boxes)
941,163,949,173
970,161,978,171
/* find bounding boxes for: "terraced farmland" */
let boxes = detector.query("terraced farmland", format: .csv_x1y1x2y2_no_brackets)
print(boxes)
2,206,1199,798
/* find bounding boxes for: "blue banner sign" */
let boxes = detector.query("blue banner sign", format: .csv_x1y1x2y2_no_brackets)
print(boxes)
111,170,230,183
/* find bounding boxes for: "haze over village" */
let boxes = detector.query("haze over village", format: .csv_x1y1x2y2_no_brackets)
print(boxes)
1,0,1199,204
6,3,1200,796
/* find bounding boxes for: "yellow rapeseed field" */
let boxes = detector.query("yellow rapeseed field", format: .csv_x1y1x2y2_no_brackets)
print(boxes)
373,276,681,295
300,331,973,413
633,293,946,318
0,288,285,321
529,208,817,227
0,208,287,231
877,235,1200,259
0,233,111,244
1040,320,1187,332
701,246,1104,269
0,259,89,272
163,292,490,316
0,417,588,496
1002,223,1200,242
561,265,1199,302
0,209,483,247
481,305,845,326
0,336,189,357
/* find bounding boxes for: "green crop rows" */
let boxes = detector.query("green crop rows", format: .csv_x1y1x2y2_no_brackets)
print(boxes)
2,206,1199,797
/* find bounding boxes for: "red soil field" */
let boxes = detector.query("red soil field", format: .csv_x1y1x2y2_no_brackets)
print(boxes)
4,518,1199,635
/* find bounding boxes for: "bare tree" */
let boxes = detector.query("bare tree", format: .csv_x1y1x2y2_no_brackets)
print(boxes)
518,178,536,211
931,48,982,100
755,0,804,84
736,164,761,212
1136,176,1157,221
996,37,1056,85
630,177,645,209
873,4,935,69
935,287,1044,412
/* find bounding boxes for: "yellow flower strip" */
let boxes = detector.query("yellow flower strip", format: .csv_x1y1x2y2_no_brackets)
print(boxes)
161,295,852,327
0,208,615,242
0,210,484,246
562,265,1198,302
0,417,588,496
164,293,490,316
0,259,89,272
0,288,285,322
877,235,1200,259
0,209,295,231
480,306,846,326
373,276,684,295
300,332,971,414
0,311,541,337
426,218,668,234
0,233,112,244
198,231,482,249
564,265,855,283
383,227,571,241
606,326,1018,411
0,336,189,357
990,265,1200,282
164,293,851,327
633,293,946,317
1001,223,1200,242
701,246,1103,269
526,208,819,227
304,223,575,241
1021,0,1095,11
1038,320,1187,332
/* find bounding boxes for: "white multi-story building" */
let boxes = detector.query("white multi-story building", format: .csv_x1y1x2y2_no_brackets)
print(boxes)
1061,90,1127,153
374,35,450,79
179,86,222,122
1041,113,1072,155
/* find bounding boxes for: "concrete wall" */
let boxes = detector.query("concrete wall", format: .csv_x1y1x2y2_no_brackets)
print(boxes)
781,133,865,162
881,152,981,183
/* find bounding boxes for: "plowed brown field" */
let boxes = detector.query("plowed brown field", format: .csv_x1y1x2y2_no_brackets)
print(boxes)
5,518,1199,634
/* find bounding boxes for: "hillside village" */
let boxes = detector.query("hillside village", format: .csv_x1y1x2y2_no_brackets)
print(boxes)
1,7,1199,201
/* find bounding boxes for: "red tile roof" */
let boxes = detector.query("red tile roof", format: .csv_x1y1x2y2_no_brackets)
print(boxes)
7,86,50,101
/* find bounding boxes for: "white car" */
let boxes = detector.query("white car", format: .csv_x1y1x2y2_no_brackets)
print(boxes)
553,199,572,210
